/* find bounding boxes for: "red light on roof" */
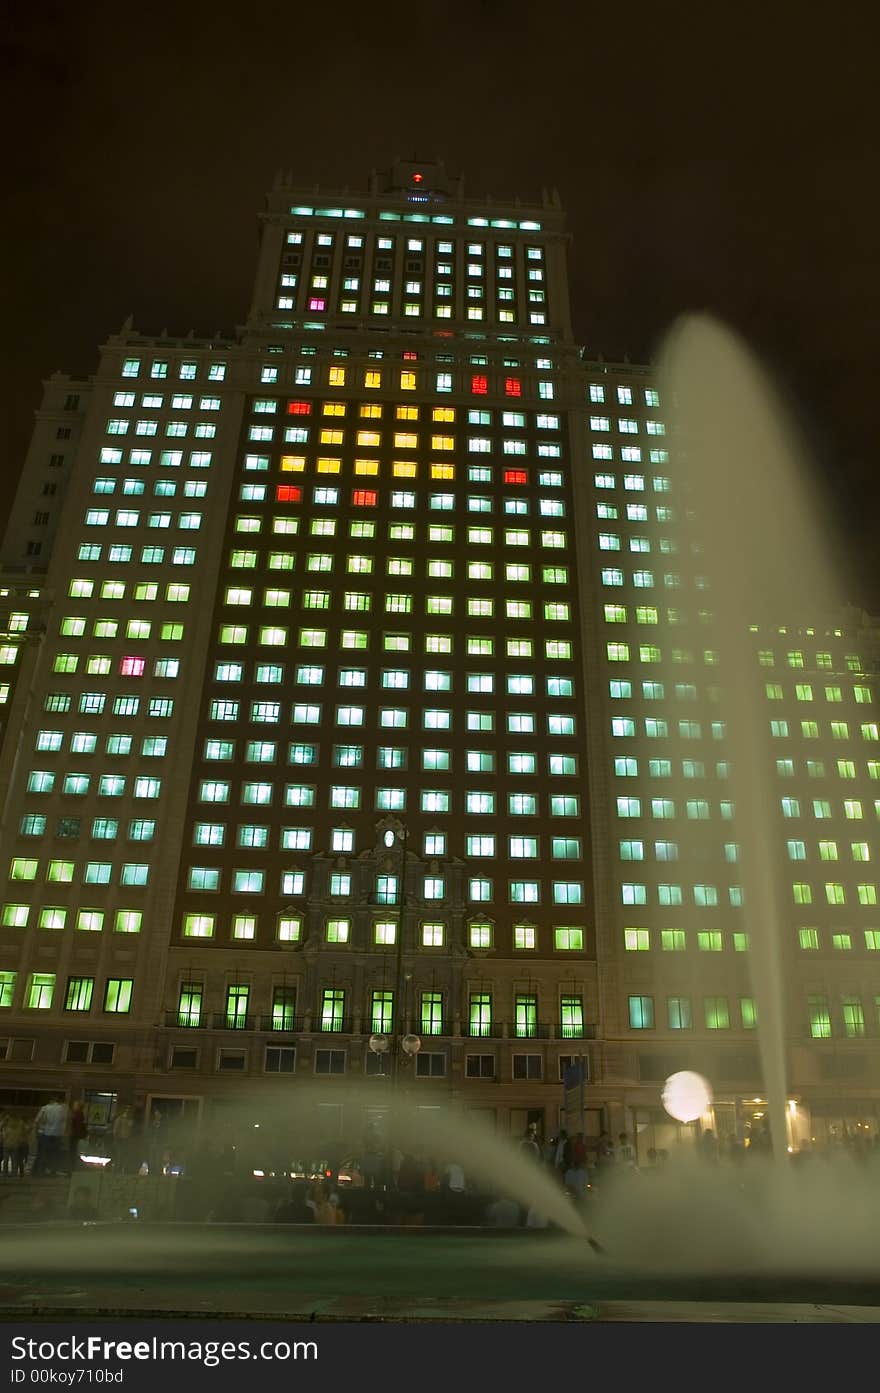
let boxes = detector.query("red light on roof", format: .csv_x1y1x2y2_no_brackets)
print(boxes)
412,172,424,183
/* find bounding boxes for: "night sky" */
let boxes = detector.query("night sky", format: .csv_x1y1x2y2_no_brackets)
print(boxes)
4,2,879,605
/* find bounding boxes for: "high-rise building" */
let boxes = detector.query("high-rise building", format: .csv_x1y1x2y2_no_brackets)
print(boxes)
1,162,878,1156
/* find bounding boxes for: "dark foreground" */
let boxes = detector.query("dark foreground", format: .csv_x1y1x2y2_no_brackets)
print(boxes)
2,1224,880,1322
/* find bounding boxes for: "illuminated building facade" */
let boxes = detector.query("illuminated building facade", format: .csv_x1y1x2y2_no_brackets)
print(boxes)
0,163,878,1155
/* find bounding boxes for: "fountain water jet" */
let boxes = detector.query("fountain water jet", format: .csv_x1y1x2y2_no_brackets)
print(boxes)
659,315,847,1166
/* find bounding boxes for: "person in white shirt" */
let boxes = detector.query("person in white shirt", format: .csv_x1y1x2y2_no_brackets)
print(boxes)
33,1097,69,1175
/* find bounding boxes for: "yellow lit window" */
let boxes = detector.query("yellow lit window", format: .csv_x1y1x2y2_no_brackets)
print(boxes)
280,455,305,473
322,402,346,416
357,430,381,447
354,458,379,476
431,463,455,479
328,367,346,386
316,457,341,474
396,405,419,420
360,403,382,419
431,435,454,451
392,461,417,478
319,428,344,445
400,371,416,391
394,432,418,449
432,406,455,422
364,370,382,389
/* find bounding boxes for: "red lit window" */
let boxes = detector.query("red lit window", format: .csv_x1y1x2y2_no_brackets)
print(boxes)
287,401,311,416
119,656,145,677
471,374,488,395
402,350,418,361
504,468,528,486
504,377,522,397
352,489,377,507
276,485,302,503
308,297,326,312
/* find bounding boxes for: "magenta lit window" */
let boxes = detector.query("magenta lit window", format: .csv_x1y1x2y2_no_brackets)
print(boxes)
308,297,326,312
120,656,146,677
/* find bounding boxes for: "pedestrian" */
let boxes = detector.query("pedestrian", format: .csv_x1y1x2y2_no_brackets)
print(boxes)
615,1131,636,1166
33,1096,69,1175
564,1132,588,1194
112,1106,134,1174
6,1114,31,1176
442,1158,466,1193
519,1123,541,1164
699,1128,719,1164
552,1128,571,1175
485,1194,521,1227
68,1100,88,1170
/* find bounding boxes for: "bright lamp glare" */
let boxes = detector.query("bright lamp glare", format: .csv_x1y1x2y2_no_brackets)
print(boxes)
662,1070,713,1123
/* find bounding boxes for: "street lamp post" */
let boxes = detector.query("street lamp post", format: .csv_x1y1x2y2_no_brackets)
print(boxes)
368,822,421,1187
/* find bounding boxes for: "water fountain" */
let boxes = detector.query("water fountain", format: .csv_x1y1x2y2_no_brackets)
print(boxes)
659,314,848,1164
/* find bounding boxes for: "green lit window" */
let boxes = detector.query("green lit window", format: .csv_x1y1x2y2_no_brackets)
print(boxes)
515,994,538,1037
661,929,686,951
183,913,215,938
420,991,443,1036
740,997,757,1029
667,996,692,1029
225,983,249,1029
697,931,723,951
177,983,202,1027
271,986,297,1031
64,976,94,1012
628,995,654,1029
809,995,831,1038
321,987,345,1031
554,926,584,951
371,990,394,1034
27,973,55,1009
704,996,729,1029
469,992,492,1037
624,928,650,951
560,996,584,1038
104,978,132,1013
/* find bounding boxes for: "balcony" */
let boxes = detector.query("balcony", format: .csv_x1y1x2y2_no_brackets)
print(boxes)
258,1013,306,1034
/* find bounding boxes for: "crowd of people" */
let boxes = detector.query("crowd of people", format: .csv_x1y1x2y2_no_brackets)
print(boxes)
4,1101,880,1229
0,1098,136,1178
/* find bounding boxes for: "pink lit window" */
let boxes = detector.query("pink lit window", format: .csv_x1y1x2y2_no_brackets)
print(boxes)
471,374,488,395
120,656,145,677
287,401,311,416
308,297,326,312
402,350,418,361
504,377,522,397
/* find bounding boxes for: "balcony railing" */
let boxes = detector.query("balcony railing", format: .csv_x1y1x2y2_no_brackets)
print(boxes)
162,1013,596,1040
258,1013,306,1034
